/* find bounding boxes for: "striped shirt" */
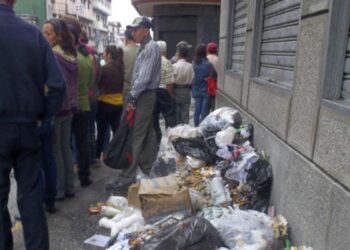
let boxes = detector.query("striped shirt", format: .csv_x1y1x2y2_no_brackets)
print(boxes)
159,56,175,88
130,35,161,99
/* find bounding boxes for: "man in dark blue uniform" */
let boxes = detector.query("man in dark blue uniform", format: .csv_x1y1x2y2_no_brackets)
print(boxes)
0,1,66,249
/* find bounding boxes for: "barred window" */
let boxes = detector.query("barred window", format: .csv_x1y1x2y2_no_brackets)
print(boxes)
259,0,301,87
342,26,350,103
227,0,248,74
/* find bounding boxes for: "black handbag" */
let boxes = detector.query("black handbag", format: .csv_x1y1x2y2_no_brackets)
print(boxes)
102,109,135,169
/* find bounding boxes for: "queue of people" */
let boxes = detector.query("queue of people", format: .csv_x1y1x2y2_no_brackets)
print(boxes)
0,0,219,247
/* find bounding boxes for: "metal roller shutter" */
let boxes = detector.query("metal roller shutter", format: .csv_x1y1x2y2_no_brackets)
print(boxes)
259,0,301,87
342,27,350,102
229,0,248,74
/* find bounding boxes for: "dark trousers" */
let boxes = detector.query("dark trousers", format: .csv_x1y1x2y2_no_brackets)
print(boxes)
96,101,123,158
153,88,177,142
0,123,49,250
38,124,57,207
88,99,97,162
72,112,90,182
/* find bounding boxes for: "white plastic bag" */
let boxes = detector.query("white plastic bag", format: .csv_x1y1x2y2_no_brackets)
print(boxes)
107,196,128,210
199,107,242,130
215,126,236,148
210,209,274,250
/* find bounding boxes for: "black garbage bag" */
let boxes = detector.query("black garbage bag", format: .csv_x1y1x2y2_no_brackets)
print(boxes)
102,109,135,169
149,156,177,178
172,137,216,164
241,158,273,212
142,217,224,250
201,125,220,154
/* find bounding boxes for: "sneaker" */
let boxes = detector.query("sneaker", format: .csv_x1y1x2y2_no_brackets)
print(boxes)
80,179,92,188
45,204,58,214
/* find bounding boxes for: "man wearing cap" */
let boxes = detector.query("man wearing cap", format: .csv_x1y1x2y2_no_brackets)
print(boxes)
0,0,66,249
107,16,161,189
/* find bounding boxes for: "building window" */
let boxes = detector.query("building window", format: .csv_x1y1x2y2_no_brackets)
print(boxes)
226,0,248,74
342,25,350,102
321,1,350,109
258,0,301,88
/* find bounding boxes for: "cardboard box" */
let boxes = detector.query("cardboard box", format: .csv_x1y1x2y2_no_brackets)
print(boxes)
127,176,193,220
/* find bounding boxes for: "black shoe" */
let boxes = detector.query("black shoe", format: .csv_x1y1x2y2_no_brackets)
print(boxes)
45,204,58,214
80,179,92,187
105,181,130,191
55,194,65,201
65,192,75,199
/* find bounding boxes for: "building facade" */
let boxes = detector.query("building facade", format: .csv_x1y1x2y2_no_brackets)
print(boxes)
47,0,112,53
132,0,220,60
14,0,47,27
217,0,350,248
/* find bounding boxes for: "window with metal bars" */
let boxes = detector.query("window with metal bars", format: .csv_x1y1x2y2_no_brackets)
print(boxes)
259,0,301,88
342,27,350,102
227,0,248,74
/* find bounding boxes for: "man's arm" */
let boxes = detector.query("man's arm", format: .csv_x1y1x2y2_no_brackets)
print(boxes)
130,43,160,101
42,37,66,121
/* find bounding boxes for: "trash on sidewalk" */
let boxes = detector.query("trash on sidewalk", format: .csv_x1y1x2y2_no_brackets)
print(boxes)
141,216,224,250
84,234,111,248
96,107,298,250
200,207,274,250
128,175,193,222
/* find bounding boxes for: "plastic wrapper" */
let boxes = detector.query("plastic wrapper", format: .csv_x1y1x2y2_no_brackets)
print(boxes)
107,196,128,210
199,107,242,131
186,156,205,169
168,124,201,140
241,158,273,212
208,209,274,250
224,151,260,183
215,126,236,148
141,217,224,250
233,124,254,145
149,156,176,178
172,136,216,164
99,208,144,237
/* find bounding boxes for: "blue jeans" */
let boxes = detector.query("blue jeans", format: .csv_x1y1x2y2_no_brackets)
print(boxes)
194,93,210,126
0,123,49,250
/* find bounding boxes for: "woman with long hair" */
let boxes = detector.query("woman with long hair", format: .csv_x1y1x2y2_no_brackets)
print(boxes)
96,45,124,158
192,43,214,126
62,15,95,187
42,18,78,209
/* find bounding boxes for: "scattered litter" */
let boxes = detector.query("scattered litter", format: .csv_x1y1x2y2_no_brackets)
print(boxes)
84,234,111,248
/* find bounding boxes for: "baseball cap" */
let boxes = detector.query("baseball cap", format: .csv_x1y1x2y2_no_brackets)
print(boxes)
207,42,217,51
127,16,152,29
176,41,192,49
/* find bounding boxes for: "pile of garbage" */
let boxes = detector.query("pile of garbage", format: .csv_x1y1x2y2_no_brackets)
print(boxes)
88,107,311,250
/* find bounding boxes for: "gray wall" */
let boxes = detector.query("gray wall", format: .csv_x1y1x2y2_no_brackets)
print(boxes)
152,4,220,60
218,0,350,249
